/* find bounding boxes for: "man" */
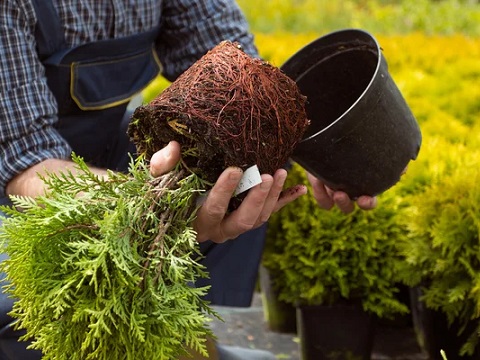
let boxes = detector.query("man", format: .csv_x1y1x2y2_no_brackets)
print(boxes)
0,1,375,358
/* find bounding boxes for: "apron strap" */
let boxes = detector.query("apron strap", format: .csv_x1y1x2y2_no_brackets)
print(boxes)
32,0,66,60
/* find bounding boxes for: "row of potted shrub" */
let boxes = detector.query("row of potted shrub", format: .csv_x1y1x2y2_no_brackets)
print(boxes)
258,33,480,360
262,123,480,360
141,32,480,360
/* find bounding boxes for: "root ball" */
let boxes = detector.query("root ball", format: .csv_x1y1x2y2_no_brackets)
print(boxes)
129,41,310,183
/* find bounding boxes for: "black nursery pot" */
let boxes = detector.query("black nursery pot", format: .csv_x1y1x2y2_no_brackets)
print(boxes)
296,303,375,360
410,287,480,360
282,29,422,198
259,265,297,334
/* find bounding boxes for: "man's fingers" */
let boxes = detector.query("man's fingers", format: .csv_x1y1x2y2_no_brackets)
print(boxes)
218,174,274,239
149,141,181,177
274,184,308,213
194,168,307,243
332,191,355,214
256,169,288,223
307,172,334,210
357,195,378,210
194,167,243,242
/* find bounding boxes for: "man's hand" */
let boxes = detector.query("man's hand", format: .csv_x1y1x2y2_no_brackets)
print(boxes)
150,141,307,244
307,172,377,214
6,158,108,198
194,168,307,243
148,141,182,177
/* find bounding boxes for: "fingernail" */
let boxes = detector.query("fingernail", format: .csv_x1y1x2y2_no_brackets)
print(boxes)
163,142,173,159
152,148,167,165
229,168,243,181
260,179,273,190
336,193,349,204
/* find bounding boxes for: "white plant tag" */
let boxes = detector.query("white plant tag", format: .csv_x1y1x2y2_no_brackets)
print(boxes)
234,165,262,196
196,165,262,206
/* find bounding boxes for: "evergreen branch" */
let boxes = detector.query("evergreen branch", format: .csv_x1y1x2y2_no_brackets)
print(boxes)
0,155,216,359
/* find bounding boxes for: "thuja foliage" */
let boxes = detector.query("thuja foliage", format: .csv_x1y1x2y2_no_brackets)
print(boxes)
0,155,216,360
264,163,409,319
237,0,480,35
396,162,480,356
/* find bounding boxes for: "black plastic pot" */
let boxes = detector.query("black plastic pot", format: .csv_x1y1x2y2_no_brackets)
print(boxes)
296,303,375,360
282,29,422,198
410,287,480,360
258,265,297,334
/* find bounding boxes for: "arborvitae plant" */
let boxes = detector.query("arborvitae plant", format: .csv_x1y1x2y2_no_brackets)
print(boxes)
263,163,409,319
0,156,214,360
0,41,309,359
396,162,480,357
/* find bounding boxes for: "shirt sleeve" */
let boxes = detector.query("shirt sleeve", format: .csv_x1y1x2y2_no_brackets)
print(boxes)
157,0,259,82
0,1,71,197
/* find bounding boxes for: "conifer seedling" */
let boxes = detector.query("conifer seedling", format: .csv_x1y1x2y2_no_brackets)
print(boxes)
0,41,309,359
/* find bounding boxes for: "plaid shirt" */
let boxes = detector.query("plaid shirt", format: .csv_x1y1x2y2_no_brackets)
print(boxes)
0,0,257,196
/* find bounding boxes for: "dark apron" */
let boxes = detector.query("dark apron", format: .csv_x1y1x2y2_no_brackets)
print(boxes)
0,1,265,358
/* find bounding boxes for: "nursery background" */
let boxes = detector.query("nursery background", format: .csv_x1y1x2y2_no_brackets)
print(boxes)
143,0,480,359
146,0,480,145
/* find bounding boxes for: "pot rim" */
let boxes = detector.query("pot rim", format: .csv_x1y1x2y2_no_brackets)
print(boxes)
284,28,382,143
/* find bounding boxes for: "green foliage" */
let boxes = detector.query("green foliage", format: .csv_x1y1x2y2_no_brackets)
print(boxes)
236,0,480,35
147,34,480,137
395,158,480,356
0,155,215,360
393,135,479,197
264,163,409,319
143,76,171,103
141,25,480,350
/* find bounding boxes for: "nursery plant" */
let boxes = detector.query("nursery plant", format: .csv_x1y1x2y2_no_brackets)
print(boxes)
395,148,480,358
264,162,409,317
263,162,409,359
0,41,310,360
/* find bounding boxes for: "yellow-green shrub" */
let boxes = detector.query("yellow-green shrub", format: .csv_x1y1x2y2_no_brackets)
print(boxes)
255,32,480,125
395,151,480,356
236,0,480,35
257,31,479,330
145,33,479,132
264,163,409,318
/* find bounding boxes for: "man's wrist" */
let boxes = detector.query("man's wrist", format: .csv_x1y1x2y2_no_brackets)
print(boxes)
6,158,107,198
